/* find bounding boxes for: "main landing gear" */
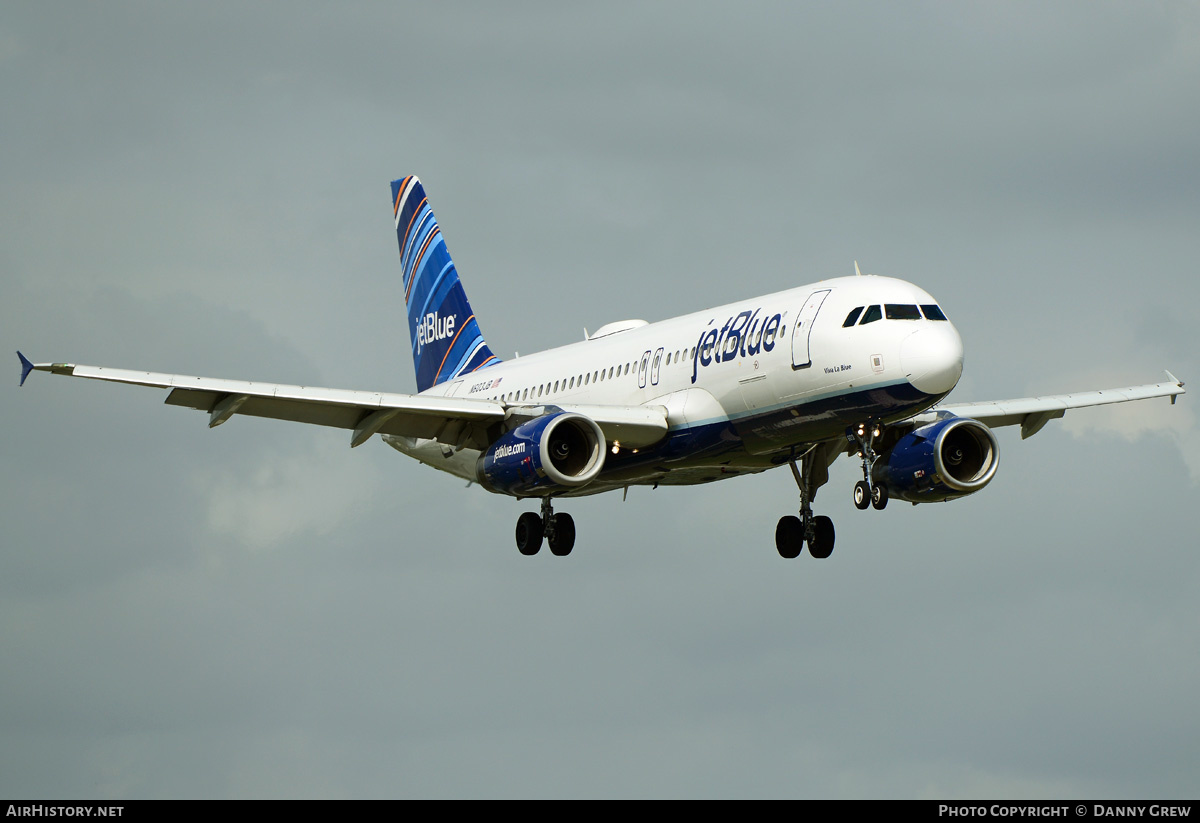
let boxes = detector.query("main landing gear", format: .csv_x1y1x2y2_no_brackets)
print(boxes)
849,423,888,511
515,497,576,557
776,445,835,560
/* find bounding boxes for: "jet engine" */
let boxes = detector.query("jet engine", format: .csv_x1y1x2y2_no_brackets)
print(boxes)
872,415,999,503
477,412,606,496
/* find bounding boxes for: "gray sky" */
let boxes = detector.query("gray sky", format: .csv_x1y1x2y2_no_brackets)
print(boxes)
3,2,1198,799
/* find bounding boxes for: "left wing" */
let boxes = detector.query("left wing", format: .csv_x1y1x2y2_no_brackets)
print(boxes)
16,354,668,450
909,372,1185,438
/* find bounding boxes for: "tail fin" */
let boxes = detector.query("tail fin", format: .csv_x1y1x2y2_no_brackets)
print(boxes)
391,176,500,393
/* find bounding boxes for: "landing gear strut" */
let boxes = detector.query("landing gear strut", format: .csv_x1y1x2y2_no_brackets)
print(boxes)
514,497,576,557
849,423,888,511
776,445,835,559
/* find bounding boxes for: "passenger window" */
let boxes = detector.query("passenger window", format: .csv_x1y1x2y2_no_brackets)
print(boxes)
843,307,864,327
885,304,921,320
921,304,948,321
859,305,882,325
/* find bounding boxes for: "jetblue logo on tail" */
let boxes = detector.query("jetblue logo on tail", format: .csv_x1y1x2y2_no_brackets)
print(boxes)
392,176,501,392
416,311,456,355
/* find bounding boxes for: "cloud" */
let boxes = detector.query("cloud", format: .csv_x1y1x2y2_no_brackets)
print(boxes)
193,439,384,553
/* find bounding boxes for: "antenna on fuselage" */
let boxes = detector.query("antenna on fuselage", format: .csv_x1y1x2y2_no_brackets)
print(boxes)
854,261,863,276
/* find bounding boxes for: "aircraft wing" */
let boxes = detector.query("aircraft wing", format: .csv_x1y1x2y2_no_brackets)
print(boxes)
17,355,668,449
911,373,1186,439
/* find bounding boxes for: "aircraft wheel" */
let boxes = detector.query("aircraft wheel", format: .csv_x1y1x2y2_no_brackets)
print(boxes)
516,512,544,556
808,515,835,559
853,481,871,510
548,513,575,556
871,483,888,510
775,515,804,559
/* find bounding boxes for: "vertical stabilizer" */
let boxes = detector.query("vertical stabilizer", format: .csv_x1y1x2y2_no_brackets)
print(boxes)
391,176,500,393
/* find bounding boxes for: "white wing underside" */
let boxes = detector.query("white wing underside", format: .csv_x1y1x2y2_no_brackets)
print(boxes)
913,375,1185,439
28,362,669,449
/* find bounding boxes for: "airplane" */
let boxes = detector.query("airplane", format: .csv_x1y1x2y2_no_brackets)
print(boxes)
17,175,1187,559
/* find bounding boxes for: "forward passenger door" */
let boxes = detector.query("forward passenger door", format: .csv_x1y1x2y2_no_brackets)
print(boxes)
791,289,831,370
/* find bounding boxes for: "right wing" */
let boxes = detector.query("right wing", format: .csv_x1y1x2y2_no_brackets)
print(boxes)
909,372,1186,439
17,355,668,450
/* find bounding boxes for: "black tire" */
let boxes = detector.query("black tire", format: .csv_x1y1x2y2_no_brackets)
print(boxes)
516,512,544,555
871,483,889,510
808,515,835,559
548,513,575,556
775,515,804,559
853,480,870,510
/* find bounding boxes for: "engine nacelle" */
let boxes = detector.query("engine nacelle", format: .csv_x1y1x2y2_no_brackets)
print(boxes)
872,415,999,503
476,412,606,496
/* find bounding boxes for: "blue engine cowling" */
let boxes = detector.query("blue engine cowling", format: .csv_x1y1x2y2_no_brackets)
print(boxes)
871,415,999,503
476,412,607,496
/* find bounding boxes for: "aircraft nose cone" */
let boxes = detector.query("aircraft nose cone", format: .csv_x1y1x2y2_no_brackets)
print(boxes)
901,325,963,395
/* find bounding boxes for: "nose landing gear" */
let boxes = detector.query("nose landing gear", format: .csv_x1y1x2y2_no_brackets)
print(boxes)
848,423,888,511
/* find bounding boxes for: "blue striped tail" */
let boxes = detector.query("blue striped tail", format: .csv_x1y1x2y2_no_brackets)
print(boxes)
391,176,501,393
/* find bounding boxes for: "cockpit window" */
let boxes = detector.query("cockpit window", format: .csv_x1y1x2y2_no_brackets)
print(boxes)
920,304,948,321
885,304,922,320
843,307,864,327
859,305,882,325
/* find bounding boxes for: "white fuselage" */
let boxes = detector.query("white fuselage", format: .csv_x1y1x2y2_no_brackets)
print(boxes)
386,274,964,494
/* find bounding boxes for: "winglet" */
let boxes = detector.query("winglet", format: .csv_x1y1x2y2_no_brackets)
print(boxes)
17,351,34,387
1165,370,1184,404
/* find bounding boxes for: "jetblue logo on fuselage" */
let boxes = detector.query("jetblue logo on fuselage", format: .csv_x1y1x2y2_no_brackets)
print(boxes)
690,307,783,384
415,311,456,355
